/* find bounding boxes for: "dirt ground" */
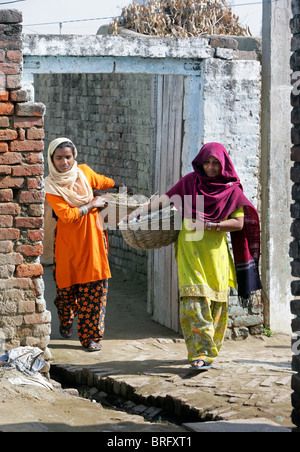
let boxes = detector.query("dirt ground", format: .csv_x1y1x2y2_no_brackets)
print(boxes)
0,368,187,433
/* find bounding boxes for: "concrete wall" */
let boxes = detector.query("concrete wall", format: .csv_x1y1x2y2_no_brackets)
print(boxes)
261,0,293,334
200,58,261,205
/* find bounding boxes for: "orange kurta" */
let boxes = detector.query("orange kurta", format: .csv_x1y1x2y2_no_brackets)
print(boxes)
46,164,115,289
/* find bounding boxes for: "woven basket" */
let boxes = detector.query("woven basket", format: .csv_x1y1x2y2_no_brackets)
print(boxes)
102,193,149,227
119,208,181,250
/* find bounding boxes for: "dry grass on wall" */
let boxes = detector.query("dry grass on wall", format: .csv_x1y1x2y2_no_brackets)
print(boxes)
110,0,251,37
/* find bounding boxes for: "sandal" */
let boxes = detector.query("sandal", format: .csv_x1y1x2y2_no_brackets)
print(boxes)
190,360,212,370
87,341,102,352
59,325,73,339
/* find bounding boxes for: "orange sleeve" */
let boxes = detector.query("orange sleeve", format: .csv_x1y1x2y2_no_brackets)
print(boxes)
46,194,81,224
79,164,115,190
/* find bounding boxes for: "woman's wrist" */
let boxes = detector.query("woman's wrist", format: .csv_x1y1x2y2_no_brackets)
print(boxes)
79,205,89,217
205,221,221,231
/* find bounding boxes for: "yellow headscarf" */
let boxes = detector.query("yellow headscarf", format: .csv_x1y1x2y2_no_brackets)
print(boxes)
44,138,94,207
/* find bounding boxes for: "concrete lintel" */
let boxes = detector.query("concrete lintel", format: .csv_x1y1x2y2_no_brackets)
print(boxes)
24,55,203,77
22,34,214,60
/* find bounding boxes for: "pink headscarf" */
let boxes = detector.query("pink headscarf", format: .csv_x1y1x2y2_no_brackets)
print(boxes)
167,142,252,222
166,142,262,301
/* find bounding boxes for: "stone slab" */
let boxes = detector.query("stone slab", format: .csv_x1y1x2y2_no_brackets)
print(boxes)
184,418,291,433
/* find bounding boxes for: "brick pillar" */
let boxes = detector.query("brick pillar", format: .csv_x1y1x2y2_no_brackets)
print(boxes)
291,0,300,431
0,10,50,358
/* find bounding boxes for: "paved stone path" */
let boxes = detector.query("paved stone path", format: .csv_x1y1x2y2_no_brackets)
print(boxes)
45,267,294,431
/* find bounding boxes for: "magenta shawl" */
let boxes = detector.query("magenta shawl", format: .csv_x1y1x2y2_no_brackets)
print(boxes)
166,143,262,301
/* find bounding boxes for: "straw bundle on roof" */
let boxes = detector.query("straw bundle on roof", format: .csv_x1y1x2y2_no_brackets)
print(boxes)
111,0,251,37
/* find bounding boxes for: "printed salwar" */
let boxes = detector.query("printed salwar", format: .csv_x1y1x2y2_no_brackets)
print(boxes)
180,296,228,364
52,223,110,349
54,278,108,348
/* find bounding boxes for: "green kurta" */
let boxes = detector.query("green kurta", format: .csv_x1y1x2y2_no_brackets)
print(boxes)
175,207,244,303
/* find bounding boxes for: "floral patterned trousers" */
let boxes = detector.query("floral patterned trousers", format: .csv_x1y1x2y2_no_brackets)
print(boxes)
54,279,108,348
180,296,228,365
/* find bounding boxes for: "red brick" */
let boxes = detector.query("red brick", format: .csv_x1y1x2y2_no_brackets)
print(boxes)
0,62,21,75
16,263,43,278
28,204,43,217
0,165,11,175
23,312,48,325
0,143,9,152
27,177,43,189
0,102,14,115
24,153,43,164
0,215,12,227
26,128,45,140
15,102,46,117
16,244,43,257
18,300,35,314
0,228,19,240
10,140,44,152
6,75,22,90
0,279,32,292
27,229,44,242
11,164,43,177
0,214,13,227
0,188,13,201
0,40,22,51
0,116,9,127
6,50,22,63
18,127,25,140
0,129,18,141
0,252,22,266
17,190,44,204
14,117,43,128
0,176,24,189
0,264,14,279
0,90,9,101
0,202,20,215
10,89,27,103
0,240,13,253
14,217,44,229
0,152,22,164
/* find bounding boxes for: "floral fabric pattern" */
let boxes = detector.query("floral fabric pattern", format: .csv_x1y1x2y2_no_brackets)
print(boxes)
54,279,108,348
180,296,228,364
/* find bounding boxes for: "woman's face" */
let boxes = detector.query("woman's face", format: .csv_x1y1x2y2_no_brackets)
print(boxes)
202,156,222,178
53,146,75,173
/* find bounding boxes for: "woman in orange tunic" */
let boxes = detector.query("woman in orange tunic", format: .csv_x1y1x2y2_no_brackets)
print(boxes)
45,138,123,351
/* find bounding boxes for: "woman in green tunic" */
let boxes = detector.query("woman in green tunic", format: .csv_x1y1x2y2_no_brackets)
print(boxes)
132,143,262,370
176,205,244,368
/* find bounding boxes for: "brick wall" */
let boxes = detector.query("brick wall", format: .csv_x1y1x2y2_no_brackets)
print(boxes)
0,10,50,355
35,72,152,280
291,0,300,431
